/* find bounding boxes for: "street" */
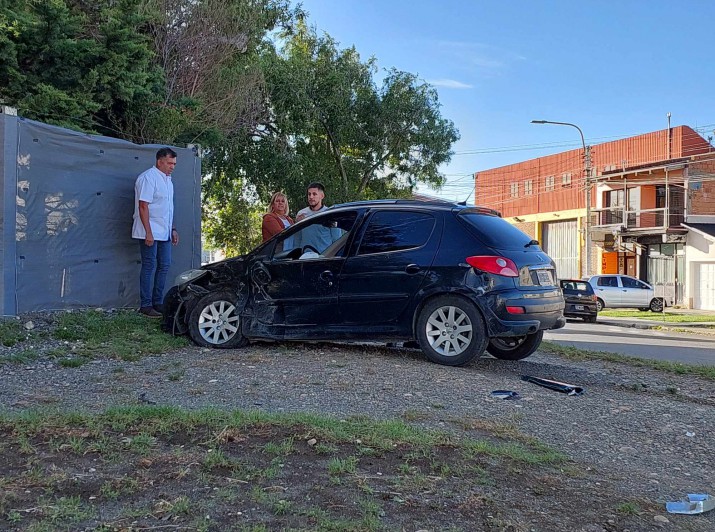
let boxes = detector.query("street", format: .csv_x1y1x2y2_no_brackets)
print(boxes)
544,319,715,366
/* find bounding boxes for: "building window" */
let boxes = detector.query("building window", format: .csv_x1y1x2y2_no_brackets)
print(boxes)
524,180,533,196
510,182,518,197
545,175,555,192
562,172,572,186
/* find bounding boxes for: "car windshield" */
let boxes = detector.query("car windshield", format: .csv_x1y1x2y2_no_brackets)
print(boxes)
457,211,534,250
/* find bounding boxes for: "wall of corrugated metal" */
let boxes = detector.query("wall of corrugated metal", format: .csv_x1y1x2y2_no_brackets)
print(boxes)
542,219,579,280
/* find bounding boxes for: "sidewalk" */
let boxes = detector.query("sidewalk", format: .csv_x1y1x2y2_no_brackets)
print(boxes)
595,311,715,335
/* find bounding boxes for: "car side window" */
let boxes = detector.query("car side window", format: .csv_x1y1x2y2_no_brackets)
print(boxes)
621,277,639,288
357,211,435,256
597,276,618,287
635,280,649,289
272,211,358,261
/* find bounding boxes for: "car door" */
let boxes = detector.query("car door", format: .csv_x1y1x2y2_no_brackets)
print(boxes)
592,275,622,307
338,209,442,325
249,210,359,333
620,276,653,307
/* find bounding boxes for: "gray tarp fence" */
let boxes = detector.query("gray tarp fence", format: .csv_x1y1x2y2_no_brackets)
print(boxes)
0,109,202,315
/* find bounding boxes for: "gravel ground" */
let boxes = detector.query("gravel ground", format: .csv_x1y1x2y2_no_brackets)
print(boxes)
1,336,715,530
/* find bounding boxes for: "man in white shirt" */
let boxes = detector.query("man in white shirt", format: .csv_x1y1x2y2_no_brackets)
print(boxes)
293,182,343,256
295,182,327,221
132,148,179,318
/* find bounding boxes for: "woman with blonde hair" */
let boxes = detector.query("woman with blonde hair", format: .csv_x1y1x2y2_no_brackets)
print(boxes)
262,191,294,242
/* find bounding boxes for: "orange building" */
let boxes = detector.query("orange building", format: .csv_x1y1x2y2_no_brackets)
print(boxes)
474,126,715,309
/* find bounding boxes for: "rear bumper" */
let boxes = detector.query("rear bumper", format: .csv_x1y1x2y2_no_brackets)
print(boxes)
563,301,598,318
476,290,566,338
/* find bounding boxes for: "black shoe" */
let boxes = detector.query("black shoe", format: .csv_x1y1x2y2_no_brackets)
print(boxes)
139,306,162,318
153,304,164,314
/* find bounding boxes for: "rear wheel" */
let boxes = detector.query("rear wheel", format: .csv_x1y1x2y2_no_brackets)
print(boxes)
486,330,544,361
416,296,487,366
188,291,247,349
596,298,605,312
650,298,664,313
583,315,597,323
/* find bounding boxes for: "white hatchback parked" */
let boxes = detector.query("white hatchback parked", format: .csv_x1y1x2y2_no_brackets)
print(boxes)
586,274,665,312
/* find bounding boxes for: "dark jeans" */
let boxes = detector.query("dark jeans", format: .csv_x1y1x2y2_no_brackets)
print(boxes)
139,239,172,308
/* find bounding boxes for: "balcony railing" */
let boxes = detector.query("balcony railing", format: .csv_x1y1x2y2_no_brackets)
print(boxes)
591,207,683,231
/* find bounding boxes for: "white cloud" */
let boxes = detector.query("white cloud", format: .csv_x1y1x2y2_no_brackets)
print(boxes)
427,78,474,89
436,40,526,70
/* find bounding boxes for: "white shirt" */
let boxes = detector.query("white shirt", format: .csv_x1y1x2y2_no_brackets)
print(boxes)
132,166,174,241
296,205,327,221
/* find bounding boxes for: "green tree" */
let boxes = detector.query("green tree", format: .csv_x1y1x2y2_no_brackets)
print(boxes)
0,0,160,135
237,24,459,209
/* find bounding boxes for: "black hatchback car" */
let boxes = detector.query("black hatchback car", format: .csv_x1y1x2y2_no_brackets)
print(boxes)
559,279,598,323
162,200,565,366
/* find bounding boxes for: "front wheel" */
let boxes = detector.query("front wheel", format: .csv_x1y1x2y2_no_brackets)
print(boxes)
650,298,664,313
415,296,487,366
188,291,247,349
486,330,544,361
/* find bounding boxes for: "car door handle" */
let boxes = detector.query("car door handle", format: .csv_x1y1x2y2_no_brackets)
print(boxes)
320,270,334,286
405,264,421,274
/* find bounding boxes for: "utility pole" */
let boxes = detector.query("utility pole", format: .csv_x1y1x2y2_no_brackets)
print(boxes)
584,144,593,278
531,120,592,277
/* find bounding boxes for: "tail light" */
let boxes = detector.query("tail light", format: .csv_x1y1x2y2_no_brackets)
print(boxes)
466,256,519,277
592,295,597,302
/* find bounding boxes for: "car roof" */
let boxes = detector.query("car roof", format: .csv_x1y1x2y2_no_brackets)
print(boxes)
329,199,501,217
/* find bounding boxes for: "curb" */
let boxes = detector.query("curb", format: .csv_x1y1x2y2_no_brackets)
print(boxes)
596,319,715,335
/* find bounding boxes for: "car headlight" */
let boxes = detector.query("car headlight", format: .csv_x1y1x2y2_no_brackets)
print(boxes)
175,269,207,286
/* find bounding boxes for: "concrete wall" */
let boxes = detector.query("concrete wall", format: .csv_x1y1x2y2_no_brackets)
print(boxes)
685,230,715,309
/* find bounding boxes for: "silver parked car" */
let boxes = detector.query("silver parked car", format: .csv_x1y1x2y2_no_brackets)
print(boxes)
586,274,664,312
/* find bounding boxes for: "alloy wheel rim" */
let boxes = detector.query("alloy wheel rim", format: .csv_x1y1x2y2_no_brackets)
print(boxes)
425,305,473,357
198,300,239,345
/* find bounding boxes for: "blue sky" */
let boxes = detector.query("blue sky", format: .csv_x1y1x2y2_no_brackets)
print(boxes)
295,0,715,202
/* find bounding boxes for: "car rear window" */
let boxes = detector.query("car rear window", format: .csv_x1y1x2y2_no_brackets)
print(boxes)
560,280,593,293
457,212,533,250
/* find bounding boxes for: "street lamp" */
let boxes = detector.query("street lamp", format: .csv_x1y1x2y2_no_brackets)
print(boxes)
531,120,593,277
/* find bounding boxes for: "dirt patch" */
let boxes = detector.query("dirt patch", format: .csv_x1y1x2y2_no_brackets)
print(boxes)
0,413,665,531
1,311,714,531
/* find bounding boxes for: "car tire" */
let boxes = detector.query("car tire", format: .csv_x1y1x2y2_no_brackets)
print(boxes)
486,330,544,361
596,298,605,312
415,295,487,366
584,316,597,323
188,290,248,349
649,298,664,313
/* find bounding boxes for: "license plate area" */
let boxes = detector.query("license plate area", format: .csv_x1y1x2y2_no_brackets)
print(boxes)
574,305,585,310
536,270,553,286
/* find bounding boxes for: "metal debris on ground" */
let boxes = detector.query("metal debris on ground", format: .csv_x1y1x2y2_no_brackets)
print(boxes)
138,392,157,405
490,390,521,400
666,494,714,515
520,375,584,396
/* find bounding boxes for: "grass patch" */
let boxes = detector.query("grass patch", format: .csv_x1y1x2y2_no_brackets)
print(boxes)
541,341,715,380
52,310,188,361
0,406,590,531
0,319,28,347
599,309,715,322
0,349,40,365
